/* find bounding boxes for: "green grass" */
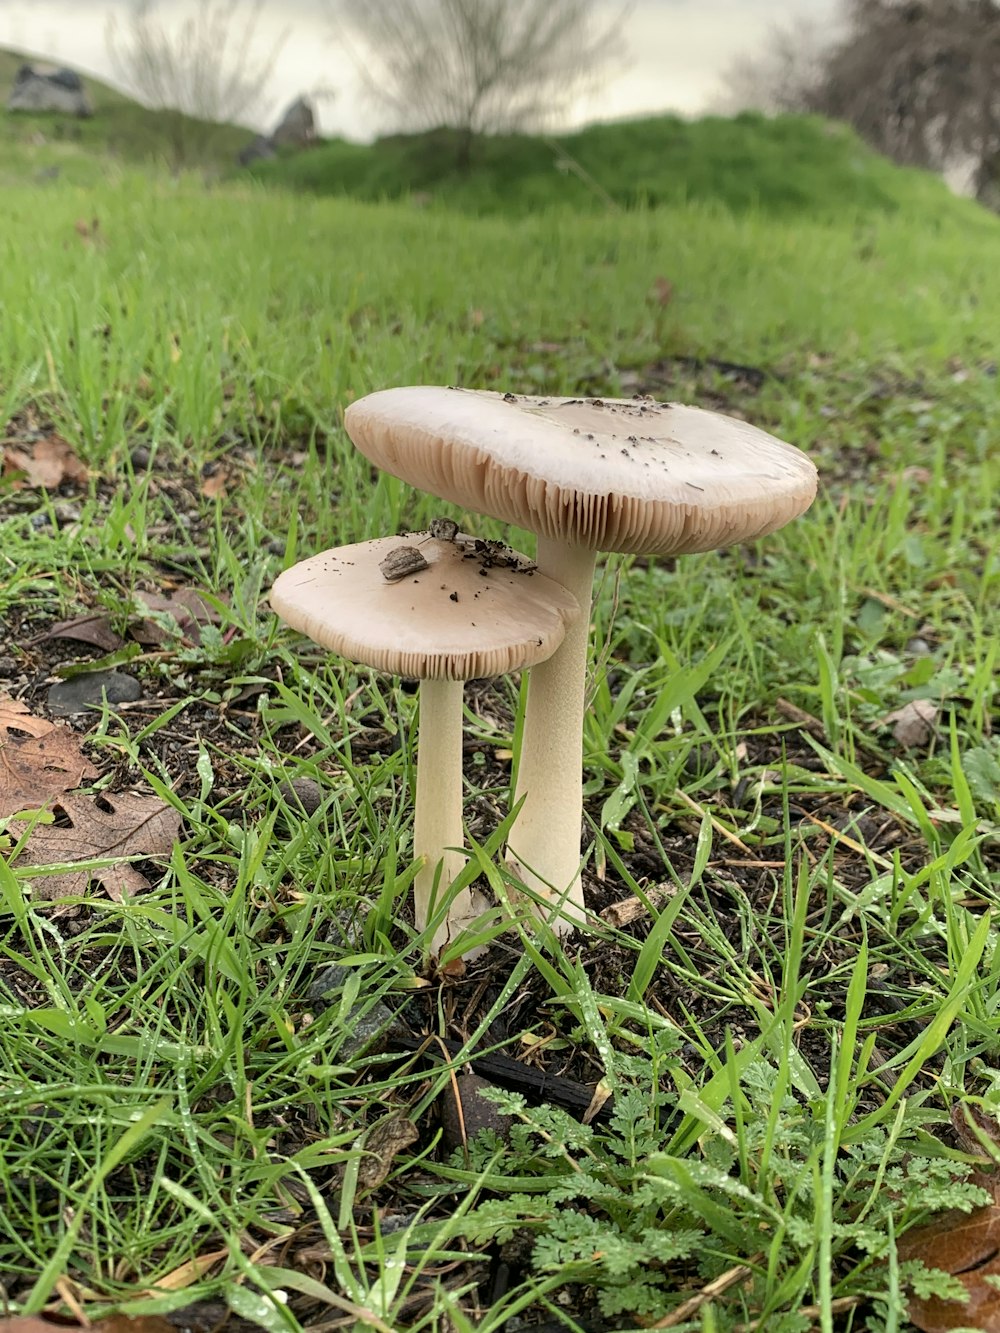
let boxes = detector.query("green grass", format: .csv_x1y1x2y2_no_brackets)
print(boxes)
0,47,255,182
0,160,997,1331
244,110,982,223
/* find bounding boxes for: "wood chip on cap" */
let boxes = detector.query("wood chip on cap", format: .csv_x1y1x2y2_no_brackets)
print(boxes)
269,533,580,681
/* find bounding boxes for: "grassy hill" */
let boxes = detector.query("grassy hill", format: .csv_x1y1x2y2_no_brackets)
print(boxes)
1,44,992,230
0,47,255,182
243,110,984,222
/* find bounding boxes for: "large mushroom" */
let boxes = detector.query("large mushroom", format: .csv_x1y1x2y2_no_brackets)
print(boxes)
269,530,580,955
344,388,819,933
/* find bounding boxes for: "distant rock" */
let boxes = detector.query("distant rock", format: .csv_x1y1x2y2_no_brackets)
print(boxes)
238,95,315,165
238,133,275,166
7,63,93,117
271,97,315,149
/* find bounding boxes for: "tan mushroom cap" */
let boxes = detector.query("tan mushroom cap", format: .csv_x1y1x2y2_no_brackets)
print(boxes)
270,533,580,681
345,387,818,555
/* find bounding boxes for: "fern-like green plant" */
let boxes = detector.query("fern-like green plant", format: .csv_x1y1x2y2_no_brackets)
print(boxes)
437,1048,993,1329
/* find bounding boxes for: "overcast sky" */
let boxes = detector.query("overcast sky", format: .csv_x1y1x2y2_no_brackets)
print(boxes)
0,1,841,139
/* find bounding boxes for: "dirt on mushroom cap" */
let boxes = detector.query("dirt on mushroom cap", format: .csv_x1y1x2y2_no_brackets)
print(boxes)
269,533,580,680
345,387,819,554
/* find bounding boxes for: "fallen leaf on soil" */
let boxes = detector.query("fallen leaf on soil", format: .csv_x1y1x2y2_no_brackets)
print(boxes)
898,1205,1000,1331
355,1115,419,1192
899,465,933,485
0,695,99,817
648,274,674,306
74,215,100,241
142,1246,229,1292
132,587,221,645
39,589,221,652
94,1320,175,1333
0,1323,174,1333
1,434,88,488
0,1321,73,1333
200,465,231,498
950,1104,1000,1166
40,612,125,652
21,792,182,900
879,698,938,747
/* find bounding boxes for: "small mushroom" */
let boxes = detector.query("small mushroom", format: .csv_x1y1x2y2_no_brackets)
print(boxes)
345,388,818,934
269,532,580,956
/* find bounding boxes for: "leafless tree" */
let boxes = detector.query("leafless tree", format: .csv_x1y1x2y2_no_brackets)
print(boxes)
721,0,1000,206
338,0,628,167
106,0,284,167
716,17,835,116
818,1,1000,200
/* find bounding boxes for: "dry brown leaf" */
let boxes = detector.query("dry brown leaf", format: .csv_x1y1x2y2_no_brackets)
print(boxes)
951,1102,1000,1160
899,1205,1000,1331
880,698,939,748
40,612,125,652
92,1320,174,1333
199,467,231,499
355,1115,419,1192
74,215,100,242
901,465,933,485
132,588,221,645
0,1321,77,1333
2,435,88,489
648,274,674,307
0,1318,174,1333
22,791,182,901
141,1246,228,1292
39,590,220,651
0,695,99,817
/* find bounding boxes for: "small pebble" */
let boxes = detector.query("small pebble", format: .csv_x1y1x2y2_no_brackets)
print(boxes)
682,743,716,778
906,636,933,656
439,1073,514,1151
53,502,82,526
307,964,399,1056
276,776,324,815
47,670,143,716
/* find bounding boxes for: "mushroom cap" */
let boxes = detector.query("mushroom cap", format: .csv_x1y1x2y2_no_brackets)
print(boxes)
345,387,818,555
270,533,580,681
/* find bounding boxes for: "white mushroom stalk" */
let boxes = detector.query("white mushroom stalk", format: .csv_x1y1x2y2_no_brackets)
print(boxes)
344,387,819,940
505,539,596,929
269,532,580,957
412,676,470,942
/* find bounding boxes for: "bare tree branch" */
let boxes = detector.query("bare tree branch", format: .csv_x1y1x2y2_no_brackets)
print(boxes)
717,0,1000,207
716,18,836,115
338,0,629,165
106,0,285,167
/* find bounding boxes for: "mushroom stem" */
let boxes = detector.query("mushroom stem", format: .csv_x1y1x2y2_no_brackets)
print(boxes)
413,677,473,953
507,538,597,933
